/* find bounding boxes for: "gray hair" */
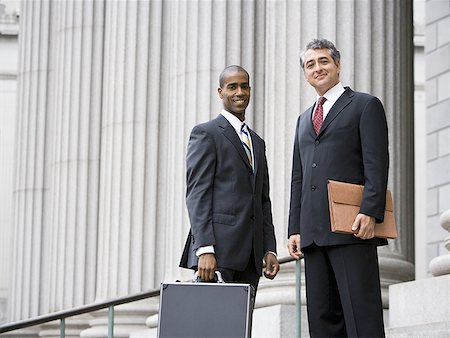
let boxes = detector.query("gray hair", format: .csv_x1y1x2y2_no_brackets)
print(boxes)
300,38,341,69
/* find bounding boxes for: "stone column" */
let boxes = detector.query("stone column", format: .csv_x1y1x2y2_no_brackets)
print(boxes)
0,1,19,325
425,0,450,278
81,1,160,336
9,0,53,327
254,3,304,334
9,0,102,336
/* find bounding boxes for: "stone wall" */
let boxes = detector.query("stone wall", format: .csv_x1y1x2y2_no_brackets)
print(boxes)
426,0,450,274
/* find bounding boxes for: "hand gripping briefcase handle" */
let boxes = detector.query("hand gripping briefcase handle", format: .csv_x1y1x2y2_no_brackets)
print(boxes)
192,271,225,283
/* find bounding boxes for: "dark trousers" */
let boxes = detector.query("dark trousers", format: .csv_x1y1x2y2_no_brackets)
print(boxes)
303,243,385,338
218,250,260,292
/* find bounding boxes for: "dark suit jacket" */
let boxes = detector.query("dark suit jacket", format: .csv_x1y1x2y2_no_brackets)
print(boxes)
288,87,389,248
180,114,277,274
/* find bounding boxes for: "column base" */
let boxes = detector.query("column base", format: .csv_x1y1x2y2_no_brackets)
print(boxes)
379,252,415,307
131,309,159,338
255,261,303,308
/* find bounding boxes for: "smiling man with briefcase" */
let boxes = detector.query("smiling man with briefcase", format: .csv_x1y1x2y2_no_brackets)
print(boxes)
180,65,279,292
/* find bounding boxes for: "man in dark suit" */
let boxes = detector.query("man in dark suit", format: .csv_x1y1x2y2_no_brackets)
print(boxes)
288,39,388,337
180,65,279,291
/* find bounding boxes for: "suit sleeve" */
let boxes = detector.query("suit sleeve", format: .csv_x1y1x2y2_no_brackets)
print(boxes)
288,116,303,237
261,142,277,254
359,96,389,222
186,125,216,250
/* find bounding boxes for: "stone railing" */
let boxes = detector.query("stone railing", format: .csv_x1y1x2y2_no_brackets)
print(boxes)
429,209,450,276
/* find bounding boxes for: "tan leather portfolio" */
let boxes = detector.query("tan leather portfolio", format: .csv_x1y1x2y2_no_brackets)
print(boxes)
327,180,398,239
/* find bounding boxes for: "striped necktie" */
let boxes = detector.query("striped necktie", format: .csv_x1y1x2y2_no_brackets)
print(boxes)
241,123,253,168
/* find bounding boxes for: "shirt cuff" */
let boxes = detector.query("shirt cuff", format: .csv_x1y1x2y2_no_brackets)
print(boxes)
264,251,277,260
196,245,215,257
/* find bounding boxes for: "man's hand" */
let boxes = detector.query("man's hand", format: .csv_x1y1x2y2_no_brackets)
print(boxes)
288,234,302,259
352,213,376,239
263,253,280,279
197,253,217,281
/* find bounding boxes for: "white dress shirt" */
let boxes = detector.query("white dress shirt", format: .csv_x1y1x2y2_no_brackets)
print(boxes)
313,82,345,121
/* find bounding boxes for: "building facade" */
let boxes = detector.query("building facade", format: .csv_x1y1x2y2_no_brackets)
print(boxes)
0,0,448,337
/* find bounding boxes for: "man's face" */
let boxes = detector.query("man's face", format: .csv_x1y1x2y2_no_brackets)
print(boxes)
303,48,340,96
218,70,251,120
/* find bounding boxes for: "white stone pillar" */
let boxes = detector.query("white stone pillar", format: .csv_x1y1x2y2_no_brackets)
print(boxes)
9,0,52,326
81,0,160,336
255,3,306,333
45,0,102,311
10,0,102,335
0,1,19,324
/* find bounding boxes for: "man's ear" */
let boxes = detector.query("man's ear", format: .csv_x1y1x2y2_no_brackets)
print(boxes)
218,87,223,98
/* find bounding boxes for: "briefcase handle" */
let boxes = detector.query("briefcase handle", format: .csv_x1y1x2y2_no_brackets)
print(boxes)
192,271,224,283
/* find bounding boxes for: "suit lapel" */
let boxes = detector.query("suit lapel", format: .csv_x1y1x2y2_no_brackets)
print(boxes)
306,106,316,139
319,89,352,135
217,115,253,171
314,87,353,137
249,128,259,176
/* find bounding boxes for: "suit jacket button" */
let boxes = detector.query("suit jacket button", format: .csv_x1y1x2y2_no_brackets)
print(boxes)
250,215,255,220
311,185,316,191
312,163,317,168
315,140,320,145
249,170,253,175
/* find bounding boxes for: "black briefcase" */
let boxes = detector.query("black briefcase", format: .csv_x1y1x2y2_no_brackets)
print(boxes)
157,273,254,338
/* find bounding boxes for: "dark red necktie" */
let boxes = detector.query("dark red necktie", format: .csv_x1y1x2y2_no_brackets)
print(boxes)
313,96,326,135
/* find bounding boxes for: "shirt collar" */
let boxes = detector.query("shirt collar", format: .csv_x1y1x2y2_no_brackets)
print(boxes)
316,82,345,105
220,109,246,135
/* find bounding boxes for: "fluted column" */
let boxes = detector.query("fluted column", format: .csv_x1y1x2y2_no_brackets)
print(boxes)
45,0,102,310
9,0,52,327
255,0,302,310
39,1,104,336
9,0,103,336
80,1,159,337
0,2,19,325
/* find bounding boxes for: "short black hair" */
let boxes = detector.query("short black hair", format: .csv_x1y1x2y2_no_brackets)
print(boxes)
219,65,250,88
